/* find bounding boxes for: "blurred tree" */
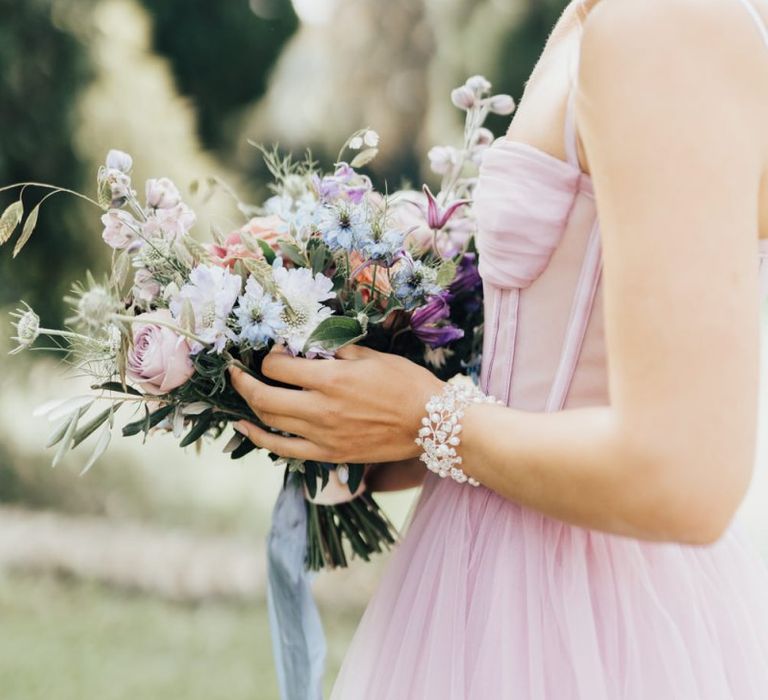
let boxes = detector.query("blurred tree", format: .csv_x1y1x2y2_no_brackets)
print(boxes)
137,0,298,151
0,0,101,327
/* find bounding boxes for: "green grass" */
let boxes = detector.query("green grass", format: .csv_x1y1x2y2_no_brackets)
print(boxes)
0,572,363,700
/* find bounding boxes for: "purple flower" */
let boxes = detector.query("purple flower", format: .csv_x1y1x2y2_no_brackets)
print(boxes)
423,184,470,231
411,293,464,348
450,253,482,295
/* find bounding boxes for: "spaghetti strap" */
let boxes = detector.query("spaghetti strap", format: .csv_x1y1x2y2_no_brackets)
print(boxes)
735,0,768,48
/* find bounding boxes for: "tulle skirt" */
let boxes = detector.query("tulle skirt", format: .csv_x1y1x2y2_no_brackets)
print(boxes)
329,473,768,699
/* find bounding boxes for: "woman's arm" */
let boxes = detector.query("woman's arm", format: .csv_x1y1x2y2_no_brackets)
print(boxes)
460,0,768,544
230,0,768,546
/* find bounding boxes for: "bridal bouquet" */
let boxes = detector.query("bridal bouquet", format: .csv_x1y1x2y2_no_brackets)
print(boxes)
3,75,512,571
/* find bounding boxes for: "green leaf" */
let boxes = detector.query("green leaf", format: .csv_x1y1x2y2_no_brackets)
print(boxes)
72,404,122,449
0,200,23,245
303,316,366,354
12,203,39,257
347,463,365,494
278,241,305,266
257,239,276,264
52,407,86,468
94,381,141,397
79,424,112,476
178,409,213,447
436,259,458,288
122,404,174,437
305,463,318,500
350,148,378,168
97,178,112,209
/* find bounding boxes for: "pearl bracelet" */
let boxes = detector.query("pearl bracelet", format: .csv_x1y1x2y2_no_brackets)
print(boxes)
415,379,501,486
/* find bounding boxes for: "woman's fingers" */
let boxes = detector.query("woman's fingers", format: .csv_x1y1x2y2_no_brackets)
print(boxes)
260,346,334,389
233,420,330,462
228,365,315,419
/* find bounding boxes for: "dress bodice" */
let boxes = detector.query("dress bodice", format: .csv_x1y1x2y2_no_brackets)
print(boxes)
473,133,768,412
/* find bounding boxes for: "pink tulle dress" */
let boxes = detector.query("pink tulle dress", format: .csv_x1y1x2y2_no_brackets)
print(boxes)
330,2,768,697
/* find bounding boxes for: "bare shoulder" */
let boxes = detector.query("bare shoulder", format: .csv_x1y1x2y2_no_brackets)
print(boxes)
580,0,768,83
576,0,768,167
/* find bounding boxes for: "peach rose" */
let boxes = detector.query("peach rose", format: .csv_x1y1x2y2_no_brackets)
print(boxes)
350,252,393,307
206,215,286,268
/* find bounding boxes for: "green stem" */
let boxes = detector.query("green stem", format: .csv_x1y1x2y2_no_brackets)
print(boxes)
0,182,102,209
111,314,208,346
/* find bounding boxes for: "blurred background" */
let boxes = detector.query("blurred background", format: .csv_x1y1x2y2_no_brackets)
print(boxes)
1,0,767,698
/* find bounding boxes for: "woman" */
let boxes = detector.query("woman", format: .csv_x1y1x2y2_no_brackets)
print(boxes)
230,0,768,696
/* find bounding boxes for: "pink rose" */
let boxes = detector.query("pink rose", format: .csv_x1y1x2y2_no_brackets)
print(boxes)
206,215,286,268
126,310,194,395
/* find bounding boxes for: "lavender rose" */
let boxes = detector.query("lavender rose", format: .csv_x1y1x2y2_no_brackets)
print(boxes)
126,309,194,395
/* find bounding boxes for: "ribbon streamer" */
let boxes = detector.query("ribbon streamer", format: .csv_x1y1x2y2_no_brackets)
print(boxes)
266,480,326,700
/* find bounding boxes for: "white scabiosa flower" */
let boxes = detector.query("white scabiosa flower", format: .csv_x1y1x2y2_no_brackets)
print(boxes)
272,262,335,355
169,264,242,354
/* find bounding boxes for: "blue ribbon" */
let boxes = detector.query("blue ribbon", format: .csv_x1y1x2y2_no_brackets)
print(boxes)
266,479,327,700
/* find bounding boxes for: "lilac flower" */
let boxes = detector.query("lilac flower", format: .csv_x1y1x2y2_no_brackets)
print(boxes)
133,268,162,305
427,146,460,176
410,293,464,348
423,184,469,231
169,264,242,354
106,150,133,173
101,209,142,250
143,202,197,240
100,150,135,208
449,253,482,295
235,277,285,348
146,177,182,210
313,163,373,205
317,202,372,252
272,260,335,355
392,258,442,310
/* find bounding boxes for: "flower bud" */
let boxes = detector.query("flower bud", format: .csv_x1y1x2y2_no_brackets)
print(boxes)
487,94,516,115
349,136,364,150
106,149,133,173
427,146,458,176
363,130,380,148
146,177,182,210
472,127,495,148
465,75,491,95
451,85,475,111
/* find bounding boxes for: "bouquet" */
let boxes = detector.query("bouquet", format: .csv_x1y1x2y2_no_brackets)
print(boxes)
3,75,513,571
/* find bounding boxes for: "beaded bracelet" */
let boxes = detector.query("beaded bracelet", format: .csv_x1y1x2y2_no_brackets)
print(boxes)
414,379,501,486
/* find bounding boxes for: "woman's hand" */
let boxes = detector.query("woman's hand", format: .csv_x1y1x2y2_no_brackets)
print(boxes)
228,344,445,465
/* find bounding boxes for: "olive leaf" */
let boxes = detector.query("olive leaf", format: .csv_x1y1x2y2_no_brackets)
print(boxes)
0,200,24,245
79,424,112,476
12,203,39,257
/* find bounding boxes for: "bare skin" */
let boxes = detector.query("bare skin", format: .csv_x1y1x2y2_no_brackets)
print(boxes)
230,0,768,545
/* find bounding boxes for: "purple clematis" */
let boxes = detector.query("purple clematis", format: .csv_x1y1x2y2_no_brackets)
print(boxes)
423,184,470,231
410,292,465,348
449,252,482,295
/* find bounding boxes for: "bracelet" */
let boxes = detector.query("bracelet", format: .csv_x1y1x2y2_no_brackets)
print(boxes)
414,378,501,486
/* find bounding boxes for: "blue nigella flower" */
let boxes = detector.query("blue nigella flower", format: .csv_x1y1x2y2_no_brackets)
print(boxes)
391,258,443,310
235,276,286,348
317,202,373,253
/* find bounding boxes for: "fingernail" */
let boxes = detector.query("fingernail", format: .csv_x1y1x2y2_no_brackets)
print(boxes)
233,421,246,435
